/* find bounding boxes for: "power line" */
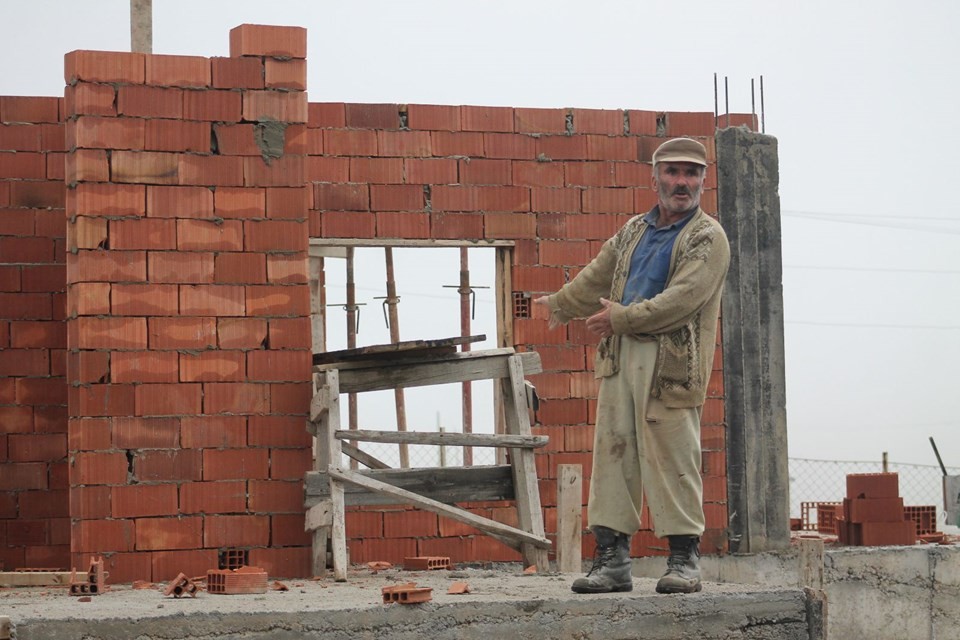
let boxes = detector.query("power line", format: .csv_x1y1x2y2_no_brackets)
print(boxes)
782,209,960,235
787,320,960,330
784,264,960,275
783,209,960,222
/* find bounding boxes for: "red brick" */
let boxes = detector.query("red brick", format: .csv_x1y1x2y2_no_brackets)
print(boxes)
665,112,715,137
585,136,636,162
133,448,202,482
12,180,64,209
203,447,269,481
627,110,659,136
211,57,264,90
69,216,107,251
151,549,218,583
147,251,214,284
613,162,652,187
230,24,307,58
433,185,529,212
405,104,459,131
382,509,439,538
242,91,308,123
265,187,308,219
111,150,180,185
0,123,41,151
243,155,304,188
146,54,210,88
249,479,303,513
144,119,210,153
308,103,345,128
213,252,266,285
582,188,634,214
215,187,266,218
348,157,403,184
179,284,245,316
460,158,510,185
180,480,247,514
572,109,623,135
484,133,536,159
108,218,175,251
267,382,310,415
565,161,616,187
0,292,51,319
146,318,216,351
180,415,247,449
378,130,431,157
117,85,182,118
178,154,244,187
271,513,311,546
205,514,270,547
177,219,243,251
213,124,259,156
344,103,399,129
179,350,245,382
305,156,347,184
538,135,590,161
247,546,310,579
634,188,660,213
69,115,144,150
135,516,203,551
147,180,217,216
67,351,110,384
266,317,310,349
401,158,455,185
111,416,179,449
63,84,115,117
7,434,66,462
74,316,147,349
72,519,135,553
203,382,270,415
74,450,128,485
65,51,144,84
246,350,311,383
1,96,59,123
846,473,900,499
112,283,178,316
111,350,179,383
243,219,307,252
65,149,109,183
462,106,514,132
266,254,308,284
483,212,537,239
135,382,201,416
70,183,144,216
324,129,377,156
269,447,310,479
430,131,483,157
112,484,178,518
10,320,66,349
515,108,568,134
426,212,480,240
0,152,45,179
369,184,424,211
265,58,307,90
370,212,427,238
71,484,111,519
539,240,594,267
242,284,309,317
319,211,376,238
0,348,48,377
217,317,268,348
182,90,242,122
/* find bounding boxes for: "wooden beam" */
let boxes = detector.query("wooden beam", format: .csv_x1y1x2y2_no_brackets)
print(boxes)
330,467,551,549
334,429,548,449
0,571,73,587
340,442,390,470
310,238,515,249
305,465,515,507
557,464,583,573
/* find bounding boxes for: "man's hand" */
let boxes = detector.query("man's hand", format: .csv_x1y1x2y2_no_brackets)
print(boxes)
586,298,615,339
533,296,561,330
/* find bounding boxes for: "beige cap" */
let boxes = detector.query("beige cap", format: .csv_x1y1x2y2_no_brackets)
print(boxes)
652,138,707,167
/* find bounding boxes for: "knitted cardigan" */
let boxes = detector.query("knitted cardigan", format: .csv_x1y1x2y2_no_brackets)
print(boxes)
547,208,730,408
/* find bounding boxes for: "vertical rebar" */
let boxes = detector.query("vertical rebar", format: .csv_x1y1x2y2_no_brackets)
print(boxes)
713,72,719,130
760,75,766,134
724,76,730,128
751,78,757,131
882,451,889,473
459,248,473,466
384,248,410,468
345,247,358,470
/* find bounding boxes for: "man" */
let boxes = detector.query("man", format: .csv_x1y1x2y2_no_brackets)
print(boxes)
534,137,730,595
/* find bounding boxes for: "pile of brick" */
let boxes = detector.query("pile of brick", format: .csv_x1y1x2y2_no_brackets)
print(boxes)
837,473,916,546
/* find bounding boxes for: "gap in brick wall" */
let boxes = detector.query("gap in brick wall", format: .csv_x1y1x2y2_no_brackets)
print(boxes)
320,246,498,468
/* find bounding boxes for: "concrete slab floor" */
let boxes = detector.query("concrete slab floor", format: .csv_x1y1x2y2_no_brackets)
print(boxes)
1,566,823,640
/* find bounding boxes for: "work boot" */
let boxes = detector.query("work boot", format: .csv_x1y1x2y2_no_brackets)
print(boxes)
655,535,702,594
571,526,633,593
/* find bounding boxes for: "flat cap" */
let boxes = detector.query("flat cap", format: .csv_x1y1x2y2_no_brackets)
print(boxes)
652,138,707,167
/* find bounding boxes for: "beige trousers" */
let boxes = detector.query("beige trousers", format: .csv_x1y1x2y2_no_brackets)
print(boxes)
587,336,705,538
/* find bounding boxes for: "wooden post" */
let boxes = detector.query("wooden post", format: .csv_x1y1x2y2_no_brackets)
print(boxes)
557,464,583,573
130,0,152,53
459,247,474,466
323,370,348,581
345,248,358,470
798,537,824,590
384,248,409,468
310,372,330,577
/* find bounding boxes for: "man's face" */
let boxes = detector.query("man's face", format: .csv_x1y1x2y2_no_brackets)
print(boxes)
653,161,705,216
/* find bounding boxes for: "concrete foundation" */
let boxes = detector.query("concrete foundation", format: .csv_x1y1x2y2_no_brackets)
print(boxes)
3,569,823,640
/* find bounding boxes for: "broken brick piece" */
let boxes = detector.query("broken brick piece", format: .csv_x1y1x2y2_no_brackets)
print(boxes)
164,573,199,598
271,580,289,591
523,565,538,574
382,583,433,604
69,556,107,596
367,561,393,571
447,581,471,594
403,556,451,571
207,566,268,595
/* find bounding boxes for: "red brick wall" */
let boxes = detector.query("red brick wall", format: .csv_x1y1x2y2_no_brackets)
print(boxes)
0,96,69,571
306,102,739,564
63,25,313,582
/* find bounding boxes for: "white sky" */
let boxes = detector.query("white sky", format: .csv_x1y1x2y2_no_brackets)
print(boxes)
3,0,960,471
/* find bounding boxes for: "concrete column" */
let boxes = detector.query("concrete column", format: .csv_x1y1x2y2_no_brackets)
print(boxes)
130,0,152,53
716,127,790,553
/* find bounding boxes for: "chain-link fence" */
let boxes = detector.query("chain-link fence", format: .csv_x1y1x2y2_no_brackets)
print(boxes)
789,457,960,532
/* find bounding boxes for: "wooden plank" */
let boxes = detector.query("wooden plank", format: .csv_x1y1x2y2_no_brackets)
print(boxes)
305,501,332,531
308,245,349,259
324,370,348,582
502,354,551,570
334,429,548,449
310,238,515,249
557,464,584,573
340,442,390,470
0,571,73,587
312,335,485,365
331,349,542,394
305,465,515,507
330,467,550,549
310,373,328,577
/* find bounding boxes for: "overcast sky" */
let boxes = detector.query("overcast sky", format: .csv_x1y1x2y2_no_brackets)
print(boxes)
3,1,959,475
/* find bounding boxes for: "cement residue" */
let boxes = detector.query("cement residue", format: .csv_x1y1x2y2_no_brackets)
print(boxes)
254,119,287,164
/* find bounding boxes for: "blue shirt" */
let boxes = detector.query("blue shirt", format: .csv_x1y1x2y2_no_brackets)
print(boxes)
620,207,696,304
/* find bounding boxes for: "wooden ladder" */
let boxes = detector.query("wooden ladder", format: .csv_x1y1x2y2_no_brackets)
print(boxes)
304,347,551,580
